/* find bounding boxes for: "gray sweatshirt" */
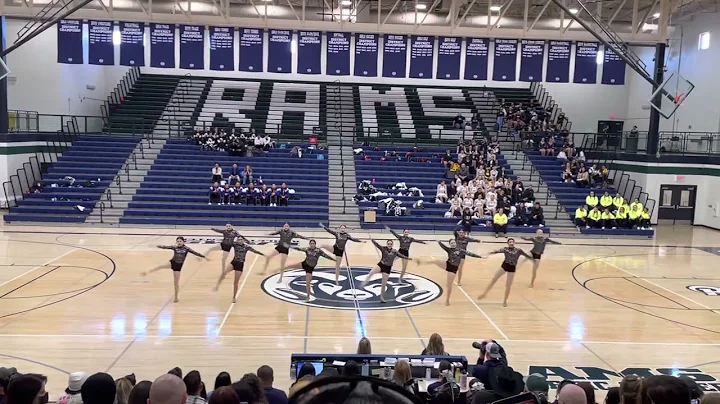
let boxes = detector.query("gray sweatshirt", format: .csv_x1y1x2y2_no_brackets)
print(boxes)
158,245,205,264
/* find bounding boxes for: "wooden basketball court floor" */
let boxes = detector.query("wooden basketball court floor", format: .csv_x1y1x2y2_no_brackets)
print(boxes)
3,224,720,399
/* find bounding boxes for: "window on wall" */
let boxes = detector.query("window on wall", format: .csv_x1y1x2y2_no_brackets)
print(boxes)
699,32,710,50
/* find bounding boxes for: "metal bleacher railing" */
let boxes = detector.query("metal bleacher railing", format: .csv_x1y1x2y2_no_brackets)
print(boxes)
100,66,141,122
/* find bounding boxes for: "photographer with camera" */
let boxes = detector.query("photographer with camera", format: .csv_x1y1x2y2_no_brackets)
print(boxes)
471,340,508,388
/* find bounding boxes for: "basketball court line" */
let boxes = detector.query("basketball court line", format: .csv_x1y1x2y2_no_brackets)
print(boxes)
3,333,720,346
216,254,260,336
0,248,77,289
454,283,510,340
600,258,718,313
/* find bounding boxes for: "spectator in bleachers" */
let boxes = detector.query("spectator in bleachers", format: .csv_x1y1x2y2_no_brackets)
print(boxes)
448,196,462,217
6,374,46,404
82,373,115,404
241,165,254,185
453,113,466,129
436,181,448,203
556,384,587,404
563,139,576,157
600,192,613,210
456,163,470,183
459,208,475,234
628,205,642,228
278,183,290,207
244,184,260,205
576,168,590,188
557,149,568,164
441,150,453,168
259,184,271,206
641,208,651,229
269,184,279,207
261,134,275,150
539,138,553,156
128,382,151,404
486,192,498,215
221,184,234,205
529,202,544,227
211,163,222,184
613,193,626,212
208,183,222,205
644,375,691,404
615,206,629,228
588,164,601,185
291,146,303,159
207,373,231,401
228,164,241,184
148,374,185,404
630,198,643,212
256,366,286,404
493,208,508,238
585,191,598,208
601,208,616,230
587,206,602,229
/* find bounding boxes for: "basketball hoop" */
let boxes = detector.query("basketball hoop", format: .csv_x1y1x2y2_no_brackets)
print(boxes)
648,71,694,119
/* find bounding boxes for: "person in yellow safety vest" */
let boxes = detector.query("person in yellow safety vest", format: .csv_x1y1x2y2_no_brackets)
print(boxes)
585,191,599,208
601,208,616,229
640,208,652,230
612,193,626,211
600,192,613,209
628,205,642,228
493,208,509,238
574,205,588,227
587,206,602,229
615,206,628,229
630,198,643,213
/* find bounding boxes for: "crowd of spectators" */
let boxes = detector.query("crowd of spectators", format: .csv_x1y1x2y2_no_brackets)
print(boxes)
2,334,713,404
439,137,543,235
207,163,293,206
190,128,275,156
575,192,652,230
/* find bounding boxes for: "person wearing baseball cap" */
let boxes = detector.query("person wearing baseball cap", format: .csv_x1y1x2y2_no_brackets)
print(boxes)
524,373,549,397
471,342,506,388
58,372,88,404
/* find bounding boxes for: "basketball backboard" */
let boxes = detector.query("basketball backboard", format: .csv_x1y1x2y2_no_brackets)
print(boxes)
649,71,694,119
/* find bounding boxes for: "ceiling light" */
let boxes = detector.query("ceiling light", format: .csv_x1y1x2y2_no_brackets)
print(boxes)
490,5,501,11
416,3,427,10
341,0,351,5
652,12,660,18
568,7,579,13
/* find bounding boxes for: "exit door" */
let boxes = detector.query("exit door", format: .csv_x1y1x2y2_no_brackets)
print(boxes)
658,184,697,223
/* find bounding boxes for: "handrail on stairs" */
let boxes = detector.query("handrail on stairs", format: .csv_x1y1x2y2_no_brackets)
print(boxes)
105,188,113,208
116,175,123,195
99,201,105,224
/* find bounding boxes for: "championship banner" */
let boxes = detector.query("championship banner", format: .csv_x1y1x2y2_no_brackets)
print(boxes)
382,34,408,78
57,20,83,64
88,20,114,66
150,23,175,68
464,38,489,80
409,35,434,79
209,26,234,71
354,33,379,77
238,28,263,72
179,25,204,69
492,38,518,81
436,36,461,80
519,39,544,82
546,40,571,83
602,46,626,85
268,29,292,73
326,32,351,76
297,31,322,74
573,42,599,84
120,21,145,66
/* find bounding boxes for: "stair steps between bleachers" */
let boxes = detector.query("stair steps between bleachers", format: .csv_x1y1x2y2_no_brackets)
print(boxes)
327,137,361,228
85,139,167,224
153,78,209,137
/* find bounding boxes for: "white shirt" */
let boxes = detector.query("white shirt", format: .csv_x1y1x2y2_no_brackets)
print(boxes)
557,151,567,160
212,167,222,175
436,184,447,196
254,136,264,146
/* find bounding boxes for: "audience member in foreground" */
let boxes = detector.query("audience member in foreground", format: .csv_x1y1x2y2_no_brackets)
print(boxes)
206,387,236,404
183,371,205,404
81,373,116,404
703,393,720,404
257,366,287,404
57,372,87,404
127,381,152,404
643,375,691,404
149,374,186,404
7,374,46,404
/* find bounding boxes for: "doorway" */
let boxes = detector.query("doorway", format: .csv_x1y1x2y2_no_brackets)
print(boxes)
658,184,697,224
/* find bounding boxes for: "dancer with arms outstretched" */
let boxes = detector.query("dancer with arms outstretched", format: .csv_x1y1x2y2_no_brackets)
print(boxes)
142,236,207,303
277,240,336,301
210,224,249,290
361,239,412,303
386,226,426,282
418,240,485,306
454,229,481,286
215,237,265,302
320,223,364,285
477,238,532,307
259,223,308,281
521,229,560,288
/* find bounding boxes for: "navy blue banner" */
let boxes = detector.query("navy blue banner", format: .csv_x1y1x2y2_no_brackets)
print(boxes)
354,33,379,77
120,22,145,66
179,25,204,69
464,38,488,80
209,26,234,71
88,20,114,65
519,39,544,82
238,28,263,72
602,46,626,85
436,37,461,80
545,40,571,83
326,32,350,76
492,39,518,81
573,42,599,84
150,23,175,68
297,31,321,74
382,35,407,78
268,30,292,73
409,35,434,79
57,20,83,64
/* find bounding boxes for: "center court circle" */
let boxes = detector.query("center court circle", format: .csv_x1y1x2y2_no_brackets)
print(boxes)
261,266,443,310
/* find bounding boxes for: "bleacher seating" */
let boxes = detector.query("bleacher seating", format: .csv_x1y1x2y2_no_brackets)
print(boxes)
526,151,654,236
4,136,140,223
118,140,329,227
105,75,181,136
355,145,550,234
